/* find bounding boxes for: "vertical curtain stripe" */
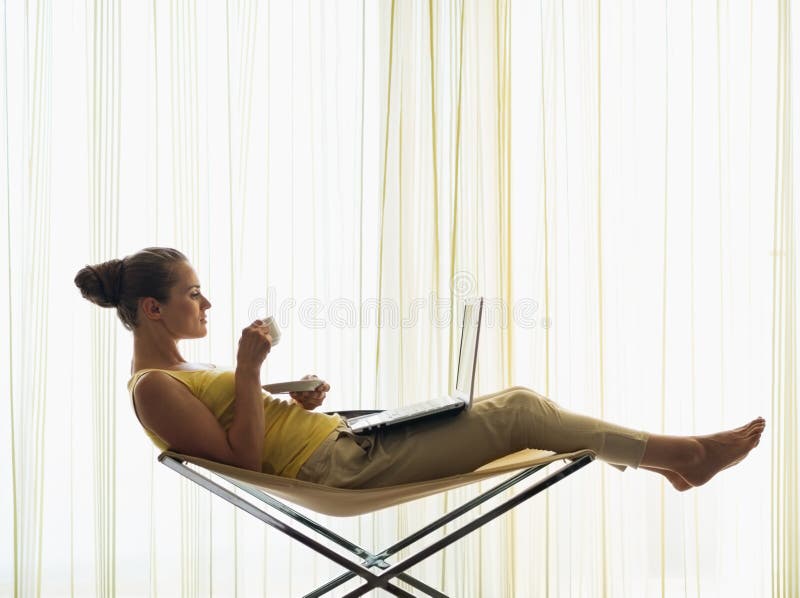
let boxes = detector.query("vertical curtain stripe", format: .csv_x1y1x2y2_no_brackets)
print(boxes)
539,0,551,401
659,3,670,596
398,56,404,429
689,0,700,596
428,0,440,339
237,0,258,267
716,0,726,432
770,0,782,593
88,0,121,595
555,3,572,596
689,2,702,596
375,0,395,397
538,7,551,593
504,0,511,390
494,2,514,593
70,339,76,597
191,2,201,267
148,448,156,598
788,0,798,589
170,1,205,593
149,4,161,593
771,0,798,594
152,0,160,245
594,2,609,595
442,3,468,588
225,0,236,367
29,0,52,593
288,0,295,409
308,1,317,371
497,0,510,384
223,2,239,596
358,0,365,411
448,0,464,393
169,0,177,242
113,0,120,590
2,1,19,596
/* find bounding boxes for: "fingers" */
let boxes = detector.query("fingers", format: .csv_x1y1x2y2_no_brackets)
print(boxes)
238,321,273,367
290,382,329,410
299,374,328,392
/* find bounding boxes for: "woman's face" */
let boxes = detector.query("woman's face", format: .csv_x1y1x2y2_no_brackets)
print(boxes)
157,261,212,339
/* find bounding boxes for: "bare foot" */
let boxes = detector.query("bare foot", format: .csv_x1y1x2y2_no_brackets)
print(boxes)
640,466,694,492
675,418,766,487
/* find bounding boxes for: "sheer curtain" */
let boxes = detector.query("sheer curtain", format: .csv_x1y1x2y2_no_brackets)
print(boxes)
0,0,795,596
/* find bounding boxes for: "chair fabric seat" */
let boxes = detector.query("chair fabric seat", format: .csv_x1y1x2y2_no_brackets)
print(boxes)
160,447,596,517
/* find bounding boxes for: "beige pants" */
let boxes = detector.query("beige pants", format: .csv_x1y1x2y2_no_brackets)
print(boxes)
296,386,650,489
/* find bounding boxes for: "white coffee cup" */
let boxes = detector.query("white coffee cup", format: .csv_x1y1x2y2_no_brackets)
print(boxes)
262,316,281,346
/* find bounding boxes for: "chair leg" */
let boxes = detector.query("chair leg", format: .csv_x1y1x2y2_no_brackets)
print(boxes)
360,456,595,596
160,457,387,590
305,464,552,596
322,456,595,597
221,475,380,564
366,463,550,565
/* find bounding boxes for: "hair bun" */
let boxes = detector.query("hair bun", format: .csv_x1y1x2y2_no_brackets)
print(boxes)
74,259,125,308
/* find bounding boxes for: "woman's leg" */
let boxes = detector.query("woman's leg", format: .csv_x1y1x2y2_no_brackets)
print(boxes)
309,387,765,490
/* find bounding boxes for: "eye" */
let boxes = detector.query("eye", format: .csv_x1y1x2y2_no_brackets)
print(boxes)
191,293,200,299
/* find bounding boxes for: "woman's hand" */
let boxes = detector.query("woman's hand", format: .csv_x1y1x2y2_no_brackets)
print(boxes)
290,374,330,411
236,320,273,371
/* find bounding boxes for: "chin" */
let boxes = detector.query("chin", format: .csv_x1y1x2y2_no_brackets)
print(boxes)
184,324,208,339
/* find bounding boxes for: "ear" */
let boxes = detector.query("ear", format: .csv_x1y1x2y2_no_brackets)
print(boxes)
139,297,163,321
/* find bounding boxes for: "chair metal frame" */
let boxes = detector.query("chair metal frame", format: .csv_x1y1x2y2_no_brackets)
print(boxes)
159,452,594,597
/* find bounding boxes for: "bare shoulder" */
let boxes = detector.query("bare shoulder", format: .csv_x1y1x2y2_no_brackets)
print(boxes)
133,369,191,394
133,370,195,404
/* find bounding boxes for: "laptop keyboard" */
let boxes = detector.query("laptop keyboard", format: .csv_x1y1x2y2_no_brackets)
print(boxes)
354,396,460,427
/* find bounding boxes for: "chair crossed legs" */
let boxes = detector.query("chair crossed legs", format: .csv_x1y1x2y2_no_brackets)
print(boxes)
159,447,594,597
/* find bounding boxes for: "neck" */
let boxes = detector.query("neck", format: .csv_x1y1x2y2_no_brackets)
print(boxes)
131,326,185,373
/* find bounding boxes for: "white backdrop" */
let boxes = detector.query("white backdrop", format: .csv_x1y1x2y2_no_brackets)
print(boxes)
0,0,796,596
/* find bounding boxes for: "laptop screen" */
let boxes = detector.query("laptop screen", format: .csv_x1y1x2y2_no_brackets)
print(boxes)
455,298,483,402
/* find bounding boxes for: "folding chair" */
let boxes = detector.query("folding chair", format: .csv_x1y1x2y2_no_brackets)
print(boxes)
159,411,596,597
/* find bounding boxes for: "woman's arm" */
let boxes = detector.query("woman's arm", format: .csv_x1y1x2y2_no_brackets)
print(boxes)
225,320,274,469
226,364,266,470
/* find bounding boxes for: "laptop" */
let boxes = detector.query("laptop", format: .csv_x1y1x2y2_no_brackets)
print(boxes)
347,297,484,434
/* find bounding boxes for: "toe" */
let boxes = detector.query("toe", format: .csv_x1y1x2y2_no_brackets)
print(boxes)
747,421,765,434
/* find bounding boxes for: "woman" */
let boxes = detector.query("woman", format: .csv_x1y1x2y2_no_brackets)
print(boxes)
75,247,765,491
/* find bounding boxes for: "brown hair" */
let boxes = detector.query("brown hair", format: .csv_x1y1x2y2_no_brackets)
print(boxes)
74,247,189,331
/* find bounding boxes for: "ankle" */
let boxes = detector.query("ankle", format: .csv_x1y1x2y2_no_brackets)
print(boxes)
685,437,705,467
641,434,702,470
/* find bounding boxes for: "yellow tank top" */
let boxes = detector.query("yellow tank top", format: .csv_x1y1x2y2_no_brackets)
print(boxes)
126,366,341,478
